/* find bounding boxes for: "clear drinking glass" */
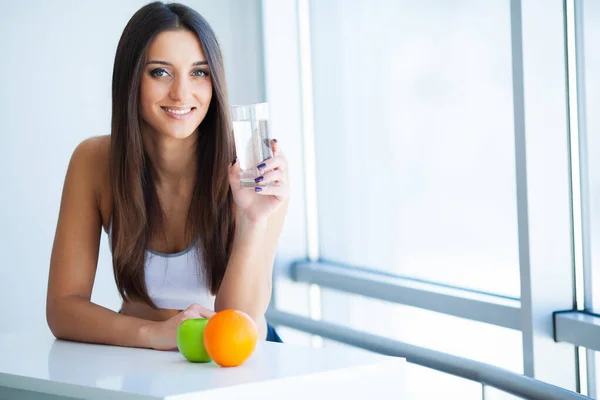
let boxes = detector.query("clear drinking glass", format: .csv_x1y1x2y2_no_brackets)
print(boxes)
231,102,273,188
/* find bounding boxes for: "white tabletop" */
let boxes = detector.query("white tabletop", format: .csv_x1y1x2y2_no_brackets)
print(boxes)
0,330,406,399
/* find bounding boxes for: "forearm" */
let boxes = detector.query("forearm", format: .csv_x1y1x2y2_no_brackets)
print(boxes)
214,217,273,321
47,295,152,348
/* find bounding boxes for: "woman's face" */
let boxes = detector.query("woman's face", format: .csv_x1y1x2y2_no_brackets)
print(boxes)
139,29,213,139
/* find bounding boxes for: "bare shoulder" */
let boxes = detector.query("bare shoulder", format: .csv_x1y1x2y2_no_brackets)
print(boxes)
71,135,110,161
71,135,112,228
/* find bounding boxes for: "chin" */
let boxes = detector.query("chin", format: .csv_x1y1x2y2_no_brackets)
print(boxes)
162,127,198,140
143,119,199,140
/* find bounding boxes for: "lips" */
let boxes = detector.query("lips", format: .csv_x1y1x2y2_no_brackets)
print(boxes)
161,106,194,114
161,106,196,120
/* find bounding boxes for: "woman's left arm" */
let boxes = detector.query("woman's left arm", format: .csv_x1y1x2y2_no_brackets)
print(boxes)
214,140,290,337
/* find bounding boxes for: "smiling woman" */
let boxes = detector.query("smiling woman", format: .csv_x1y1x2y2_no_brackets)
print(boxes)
141,31,213,137
45,1,289,351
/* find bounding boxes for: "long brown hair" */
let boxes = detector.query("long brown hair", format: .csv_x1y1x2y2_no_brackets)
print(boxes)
110,2,235,307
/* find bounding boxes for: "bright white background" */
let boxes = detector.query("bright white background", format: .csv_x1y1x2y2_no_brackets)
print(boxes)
311,0,520,299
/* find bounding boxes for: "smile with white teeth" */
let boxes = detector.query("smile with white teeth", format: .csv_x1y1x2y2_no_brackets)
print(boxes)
162,107,193,115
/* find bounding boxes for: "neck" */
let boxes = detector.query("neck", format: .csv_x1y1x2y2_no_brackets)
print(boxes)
142,127,198,190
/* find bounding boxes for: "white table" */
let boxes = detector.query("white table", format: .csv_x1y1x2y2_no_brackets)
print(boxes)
0,331,406,399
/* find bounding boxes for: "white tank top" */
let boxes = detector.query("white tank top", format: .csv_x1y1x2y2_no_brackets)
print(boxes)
105,220,216,310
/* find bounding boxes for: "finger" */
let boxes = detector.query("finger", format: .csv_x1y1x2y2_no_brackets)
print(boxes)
180,307,202,321
228,156,241,185
254,183,290,198
257,154,288,174
188,304,216,318
254,169,285,186
200,309,216,318
179,310,197,321
271,139,286,160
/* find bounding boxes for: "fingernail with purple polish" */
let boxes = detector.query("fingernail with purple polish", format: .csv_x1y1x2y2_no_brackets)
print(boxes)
257,162,267,170
254,176,264,183
273,138,278,143
231,157,237,166
255,187,262,192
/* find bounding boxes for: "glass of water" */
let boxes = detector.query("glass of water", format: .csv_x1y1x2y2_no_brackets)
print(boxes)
231,103,273,188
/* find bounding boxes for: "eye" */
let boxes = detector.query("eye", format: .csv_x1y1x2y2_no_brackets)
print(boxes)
150,68,169,77
192,69,209,77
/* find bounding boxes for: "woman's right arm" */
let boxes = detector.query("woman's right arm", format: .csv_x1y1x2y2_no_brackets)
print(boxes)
46,138,214,349
46,137,154,348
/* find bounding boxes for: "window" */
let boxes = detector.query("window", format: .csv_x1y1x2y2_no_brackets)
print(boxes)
577,0,600,396
578,0,600,312
321,289,523,372
264,0,584,397
310,0,520,297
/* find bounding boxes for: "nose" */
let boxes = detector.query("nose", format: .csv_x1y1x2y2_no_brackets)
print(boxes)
169,74,191,102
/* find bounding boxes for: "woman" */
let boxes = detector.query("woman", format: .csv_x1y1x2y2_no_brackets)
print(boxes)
46,2,289,351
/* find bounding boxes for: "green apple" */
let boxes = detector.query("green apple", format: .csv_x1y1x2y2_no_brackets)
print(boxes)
177,318,212,363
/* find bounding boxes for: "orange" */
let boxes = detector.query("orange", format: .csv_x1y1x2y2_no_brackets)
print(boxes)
203,309,259,367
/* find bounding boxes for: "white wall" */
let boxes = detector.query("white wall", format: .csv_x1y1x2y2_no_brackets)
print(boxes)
0,0,264,334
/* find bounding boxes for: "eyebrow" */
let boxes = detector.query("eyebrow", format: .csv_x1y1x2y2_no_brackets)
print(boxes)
146,60,208,66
